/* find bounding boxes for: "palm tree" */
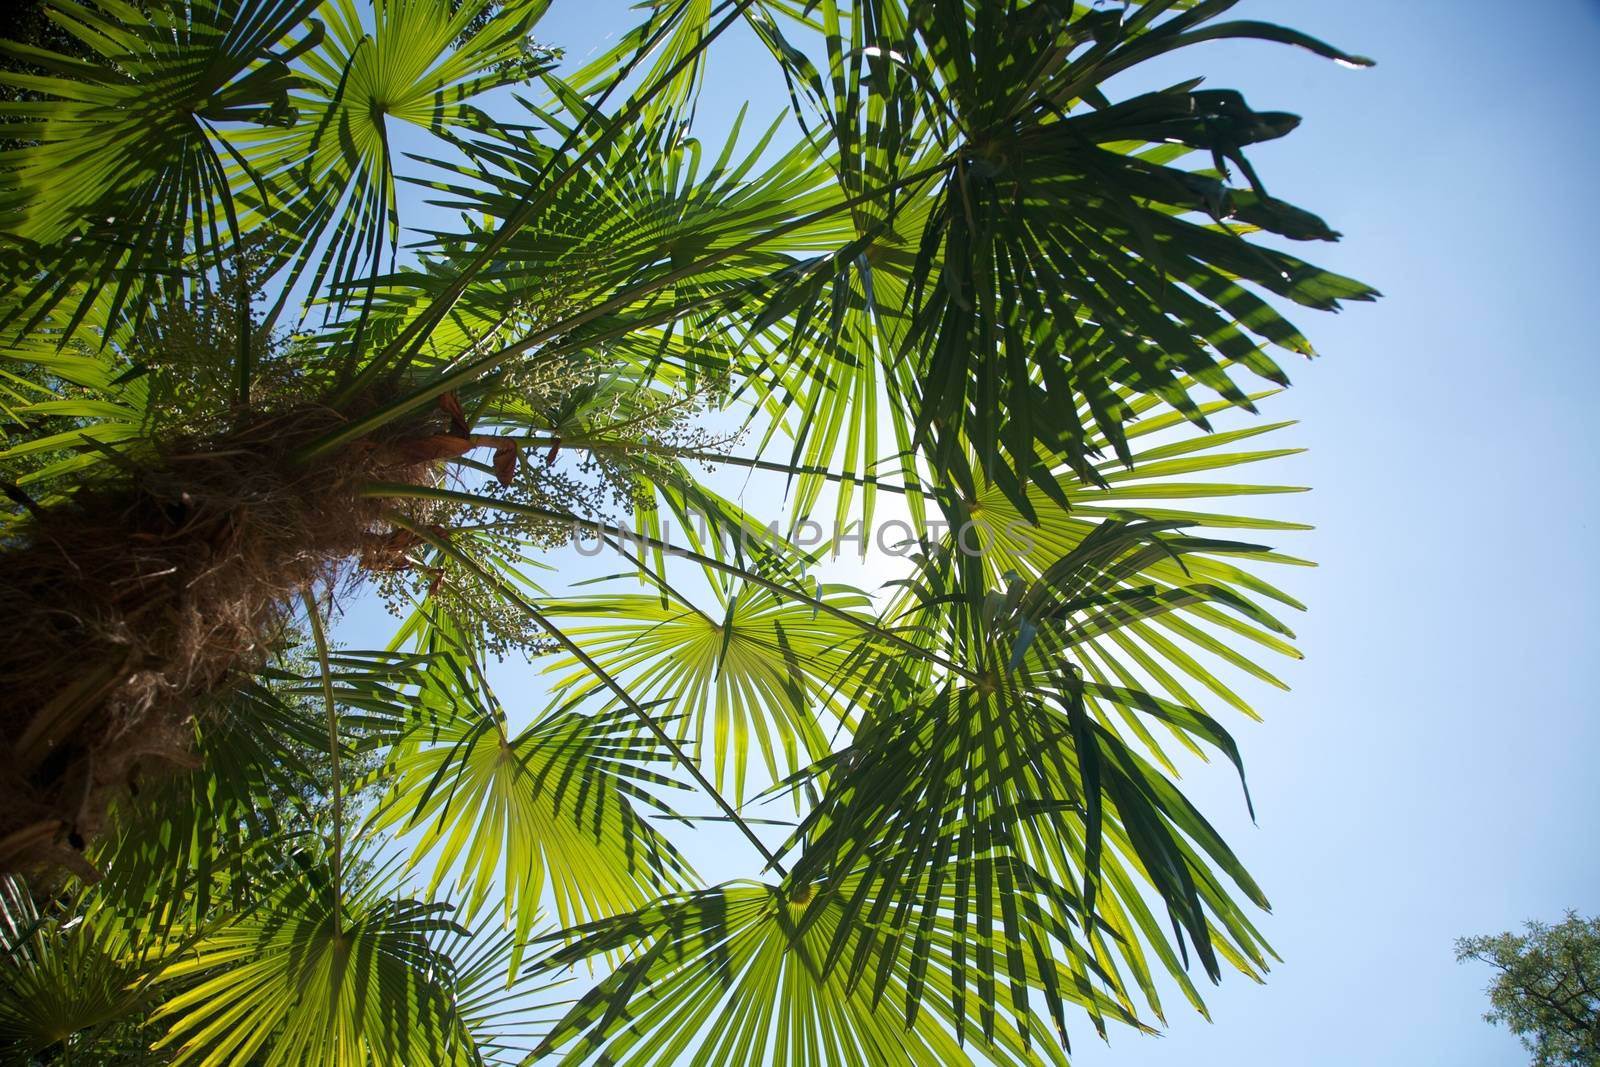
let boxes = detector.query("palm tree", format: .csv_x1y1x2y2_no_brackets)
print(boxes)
0,0,1376,1062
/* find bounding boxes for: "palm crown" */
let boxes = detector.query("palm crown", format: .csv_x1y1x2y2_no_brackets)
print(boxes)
0,0,1375,1063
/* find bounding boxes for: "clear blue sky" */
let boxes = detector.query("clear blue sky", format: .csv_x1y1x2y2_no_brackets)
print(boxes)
347,1,1600,1062
1062,3,1600,1063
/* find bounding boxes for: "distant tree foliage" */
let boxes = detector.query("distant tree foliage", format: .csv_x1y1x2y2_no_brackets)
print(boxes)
1457,911,1600,1067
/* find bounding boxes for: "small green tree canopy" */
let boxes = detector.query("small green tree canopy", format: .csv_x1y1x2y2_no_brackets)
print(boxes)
1457,911,1600,1067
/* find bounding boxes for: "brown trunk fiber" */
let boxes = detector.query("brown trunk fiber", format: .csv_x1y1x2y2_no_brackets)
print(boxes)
0,405,443,875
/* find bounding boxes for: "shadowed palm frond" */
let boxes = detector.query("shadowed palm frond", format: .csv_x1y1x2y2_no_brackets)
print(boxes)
539,582,877,802
532,879,1155,1066
365,610,697,959
0,875,172,1061
149,857,478,1065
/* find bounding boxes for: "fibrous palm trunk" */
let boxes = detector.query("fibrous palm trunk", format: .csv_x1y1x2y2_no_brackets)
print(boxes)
0,405,451,875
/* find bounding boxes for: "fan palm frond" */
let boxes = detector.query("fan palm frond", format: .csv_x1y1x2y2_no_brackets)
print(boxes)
0,875,172,1060
538,582,877,802
149,857,477,1065
365,614,696,957
534,879,1150,1066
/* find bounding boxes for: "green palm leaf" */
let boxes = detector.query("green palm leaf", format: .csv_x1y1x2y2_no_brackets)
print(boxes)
0,876,171,1060
770,527,1277,1046
365,633,696,949
735,0,1377,510
150,860,479,1065
0,0,320,341
540,582,877,801
533,880,1147,1065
